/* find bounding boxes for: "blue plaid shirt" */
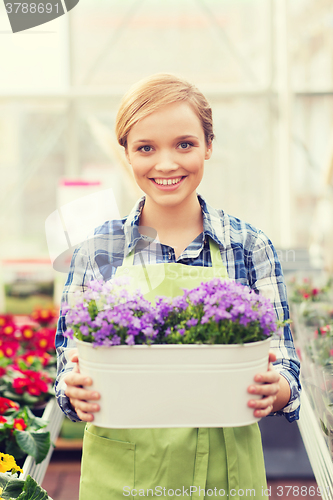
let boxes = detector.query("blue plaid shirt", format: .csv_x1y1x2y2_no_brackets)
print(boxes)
55,194,301,423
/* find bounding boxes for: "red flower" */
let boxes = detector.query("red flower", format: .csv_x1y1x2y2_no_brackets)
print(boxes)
20,326,35,341
12,377,29,395
320,325,330,336
1,323,16,337
27,380,48,396
0,315,13,328
0,416,7,423
12,369,51,397
0,366,6,377
302,293,310,299
0,341,20,359
31,308,57,325
0,397,19,414
312,288,319,296
33,328,55,352
13,418,27,431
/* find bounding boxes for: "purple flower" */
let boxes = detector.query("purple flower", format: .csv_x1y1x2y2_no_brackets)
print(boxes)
64,276,279,346
186,318,198,327
64,327,73,339
80,325,89,336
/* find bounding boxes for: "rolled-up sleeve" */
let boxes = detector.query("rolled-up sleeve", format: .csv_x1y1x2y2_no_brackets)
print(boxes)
55,242,96,422
248,230,301,422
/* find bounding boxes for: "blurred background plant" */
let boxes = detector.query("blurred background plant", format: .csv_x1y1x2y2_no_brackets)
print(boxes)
0,309,57,408
287,273,333,454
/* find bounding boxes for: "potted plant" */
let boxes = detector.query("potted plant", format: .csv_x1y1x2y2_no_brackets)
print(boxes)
64,277,286,428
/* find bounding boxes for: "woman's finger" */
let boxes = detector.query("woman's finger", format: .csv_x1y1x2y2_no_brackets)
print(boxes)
248,381,280,397
70,397,100,416
65,384,100,402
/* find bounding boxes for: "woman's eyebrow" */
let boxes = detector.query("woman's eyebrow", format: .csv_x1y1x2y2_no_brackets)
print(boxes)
176,135,199,140
132,139,153,145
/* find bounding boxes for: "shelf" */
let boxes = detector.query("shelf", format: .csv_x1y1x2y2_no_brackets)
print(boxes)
297,388,333,500
20,398,64,485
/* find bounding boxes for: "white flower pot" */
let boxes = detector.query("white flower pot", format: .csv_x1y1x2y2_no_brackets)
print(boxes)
76,338,271,428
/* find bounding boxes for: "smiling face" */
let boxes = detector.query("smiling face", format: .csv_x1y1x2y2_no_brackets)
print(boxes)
125,101,212,212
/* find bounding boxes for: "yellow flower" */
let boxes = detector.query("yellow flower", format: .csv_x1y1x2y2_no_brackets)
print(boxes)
0,453,23,474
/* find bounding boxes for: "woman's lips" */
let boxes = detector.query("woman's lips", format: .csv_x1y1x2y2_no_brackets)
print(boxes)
150,176,186,190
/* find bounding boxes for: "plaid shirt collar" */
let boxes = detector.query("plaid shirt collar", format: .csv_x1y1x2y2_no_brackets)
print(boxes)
122,194,226,257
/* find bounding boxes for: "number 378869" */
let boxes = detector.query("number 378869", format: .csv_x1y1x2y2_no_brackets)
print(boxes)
5,3,60,14
276,485,328,496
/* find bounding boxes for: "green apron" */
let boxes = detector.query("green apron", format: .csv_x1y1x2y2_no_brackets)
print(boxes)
79,239,268,499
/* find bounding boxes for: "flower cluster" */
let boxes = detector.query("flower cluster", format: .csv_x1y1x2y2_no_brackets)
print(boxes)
65,277,283,347
159,279,280,345
288,275,333,303
64,278,157,346
0,398,50,465
304,324,333,368
0,310,57,407
0,452,22,474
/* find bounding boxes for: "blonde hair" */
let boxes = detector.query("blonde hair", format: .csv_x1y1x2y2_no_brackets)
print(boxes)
115,73,214,148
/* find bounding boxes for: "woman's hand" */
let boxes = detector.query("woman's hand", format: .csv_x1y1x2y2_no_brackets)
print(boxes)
247,351,289,418
64,349,101,422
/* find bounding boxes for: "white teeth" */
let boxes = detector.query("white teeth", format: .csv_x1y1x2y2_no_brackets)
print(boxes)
154,177,182,185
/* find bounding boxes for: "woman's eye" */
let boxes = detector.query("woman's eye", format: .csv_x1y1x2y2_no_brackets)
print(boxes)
178,142,192,150
139,145,153,153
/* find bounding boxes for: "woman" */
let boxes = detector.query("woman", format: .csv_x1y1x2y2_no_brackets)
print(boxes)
55,74,301,499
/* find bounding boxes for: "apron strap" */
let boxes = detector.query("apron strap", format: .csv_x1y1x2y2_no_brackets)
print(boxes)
208,237,224,267
122,247,135,266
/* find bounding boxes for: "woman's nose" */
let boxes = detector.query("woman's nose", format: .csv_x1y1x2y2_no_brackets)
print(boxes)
154,151,178,171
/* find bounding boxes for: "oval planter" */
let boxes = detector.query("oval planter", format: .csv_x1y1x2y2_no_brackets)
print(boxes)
76,337,271,429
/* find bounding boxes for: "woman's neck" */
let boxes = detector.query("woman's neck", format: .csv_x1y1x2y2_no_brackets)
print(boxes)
139,194,204,255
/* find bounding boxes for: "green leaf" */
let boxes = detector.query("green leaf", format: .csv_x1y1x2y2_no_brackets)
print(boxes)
5,438,26,459
23,407,48,431
16,475,49,500
14,430,51,464
21,394,39,406
0,473,25,499
320,419,329,436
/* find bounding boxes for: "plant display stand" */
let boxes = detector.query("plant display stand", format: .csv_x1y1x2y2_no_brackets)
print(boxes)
297,388,333,500
20,398,64,485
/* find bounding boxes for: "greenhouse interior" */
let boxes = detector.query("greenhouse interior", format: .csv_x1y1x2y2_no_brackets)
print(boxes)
1,0,333,499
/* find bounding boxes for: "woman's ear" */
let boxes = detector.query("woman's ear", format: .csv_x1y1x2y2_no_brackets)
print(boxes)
205,142,213,160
